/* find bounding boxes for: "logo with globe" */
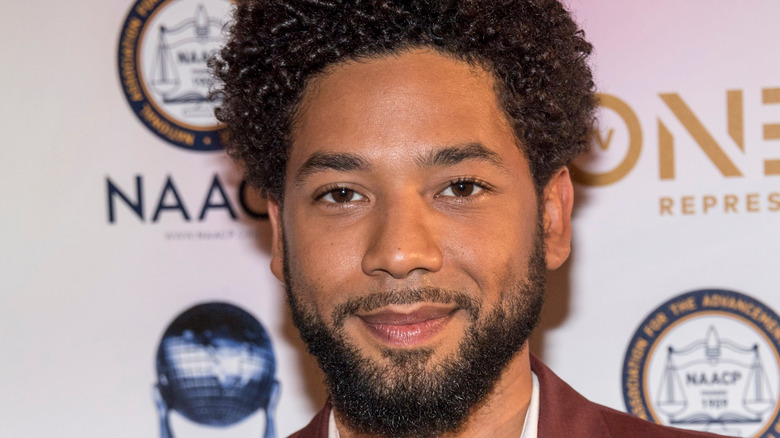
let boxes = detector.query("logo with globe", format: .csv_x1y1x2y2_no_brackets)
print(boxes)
154,302,279,438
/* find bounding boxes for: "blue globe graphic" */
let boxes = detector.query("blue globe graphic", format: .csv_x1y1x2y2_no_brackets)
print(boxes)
156,302,277,427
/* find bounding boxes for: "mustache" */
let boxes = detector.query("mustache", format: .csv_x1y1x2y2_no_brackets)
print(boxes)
332,287,481,327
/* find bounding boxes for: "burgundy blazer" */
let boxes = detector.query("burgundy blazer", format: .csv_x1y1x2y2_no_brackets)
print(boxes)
289,355,723,437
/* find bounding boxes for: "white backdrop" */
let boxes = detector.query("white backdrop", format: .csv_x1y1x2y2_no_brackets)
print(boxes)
2,1,779,437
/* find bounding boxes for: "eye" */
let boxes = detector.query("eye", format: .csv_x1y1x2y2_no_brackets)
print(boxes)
318,187,366,204
438,180,485,197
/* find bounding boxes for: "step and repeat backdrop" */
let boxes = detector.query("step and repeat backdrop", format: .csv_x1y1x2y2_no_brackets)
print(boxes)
2,0,779,437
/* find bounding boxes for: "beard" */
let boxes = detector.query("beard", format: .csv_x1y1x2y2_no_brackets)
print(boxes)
283,219,547,438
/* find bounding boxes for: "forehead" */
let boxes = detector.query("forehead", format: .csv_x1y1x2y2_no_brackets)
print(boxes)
289,48,523,174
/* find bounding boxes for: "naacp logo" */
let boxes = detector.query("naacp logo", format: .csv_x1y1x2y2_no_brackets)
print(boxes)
118,0,231,150
623,289,780,437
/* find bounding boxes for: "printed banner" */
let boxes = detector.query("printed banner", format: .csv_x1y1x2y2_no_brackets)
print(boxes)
2,1,778,436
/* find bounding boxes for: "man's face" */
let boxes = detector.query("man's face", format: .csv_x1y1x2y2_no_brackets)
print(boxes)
268,49,572,436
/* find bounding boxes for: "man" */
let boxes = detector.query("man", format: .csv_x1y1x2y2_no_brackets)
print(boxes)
213,1,724,437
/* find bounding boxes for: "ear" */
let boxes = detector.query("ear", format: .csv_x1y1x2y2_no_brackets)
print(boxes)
542,167,574,270
267,196,285,282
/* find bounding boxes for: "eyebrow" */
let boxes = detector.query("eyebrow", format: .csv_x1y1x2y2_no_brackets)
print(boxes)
416,142,505,169
294,142,506,184
295,151,372,184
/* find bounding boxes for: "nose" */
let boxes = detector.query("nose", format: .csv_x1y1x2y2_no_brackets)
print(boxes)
361,199,443,279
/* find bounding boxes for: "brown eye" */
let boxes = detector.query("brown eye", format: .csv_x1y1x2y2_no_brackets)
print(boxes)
452,182,475,196
321,187,365,203
439,181,483,197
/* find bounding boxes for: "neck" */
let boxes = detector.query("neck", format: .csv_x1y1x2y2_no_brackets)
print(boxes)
334,344,534,438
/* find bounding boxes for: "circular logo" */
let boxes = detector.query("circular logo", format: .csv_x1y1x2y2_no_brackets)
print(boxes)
118,0,232,151
623,289,780,437
571,93,642,186
155,302,279,435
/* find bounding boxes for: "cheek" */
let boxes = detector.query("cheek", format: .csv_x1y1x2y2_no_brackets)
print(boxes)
300,235,359,273
442,206,538,293
285,218,368,309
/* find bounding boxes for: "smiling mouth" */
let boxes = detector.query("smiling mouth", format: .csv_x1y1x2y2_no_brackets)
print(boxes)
357,305,459,347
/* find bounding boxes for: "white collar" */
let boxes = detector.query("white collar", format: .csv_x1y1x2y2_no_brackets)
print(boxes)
328,371,540,438
328,407,339,438
521,371,540,438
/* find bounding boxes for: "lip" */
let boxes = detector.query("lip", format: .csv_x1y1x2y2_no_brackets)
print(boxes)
357,305,458,347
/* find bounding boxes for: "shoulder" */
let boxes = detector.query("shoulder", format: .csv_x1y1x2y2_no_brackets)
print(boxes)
287,403,331,438
530,355,726,438
593,402,725,437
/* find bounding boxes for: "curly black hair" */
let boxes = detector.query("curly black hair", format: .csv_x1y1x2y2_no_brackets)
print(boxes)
212,0,595,200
